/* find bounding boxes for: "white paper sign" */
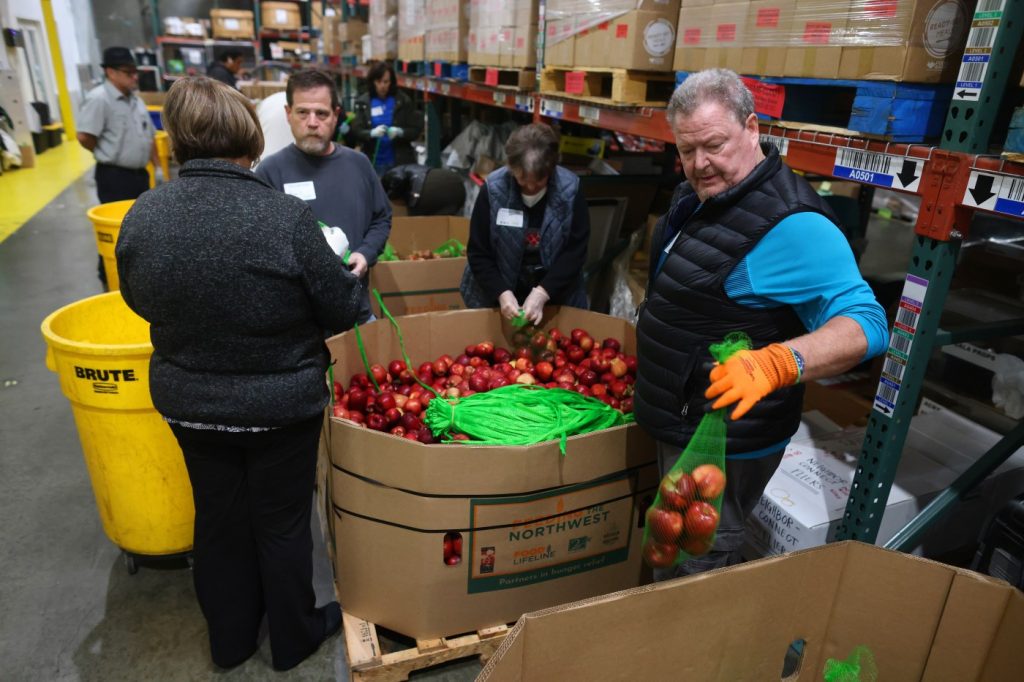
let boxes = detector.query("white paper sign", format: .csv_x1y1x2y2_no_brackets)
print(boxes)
283,181,317,201
496,208,524,228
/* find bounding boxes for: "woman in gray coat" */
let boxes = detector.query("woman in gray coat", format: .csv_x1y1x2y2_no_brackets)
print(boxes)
116,76,359,671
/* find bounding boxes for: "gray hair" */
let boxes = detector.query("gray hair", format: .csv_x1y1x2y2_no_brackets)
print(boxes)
505,123,559,178
667,69,755,127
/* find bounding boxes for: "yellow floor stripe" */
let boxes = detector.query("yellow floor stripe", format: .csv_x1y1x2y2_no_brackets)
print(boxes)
0,141,95,244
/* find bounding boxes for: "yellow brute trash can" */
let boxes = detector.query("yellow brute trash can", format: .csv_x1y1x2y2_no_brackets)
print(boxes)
86,200,134,292
41,292,194,572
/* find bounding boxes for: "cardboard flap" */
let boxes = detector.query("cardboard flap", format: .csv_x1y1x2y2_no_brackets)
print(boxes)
978,590,1024,681
922,572,1014,681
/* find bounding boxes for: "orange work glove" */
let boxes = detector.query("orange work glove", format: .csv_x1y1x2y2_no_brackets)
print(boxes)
704,344,801,420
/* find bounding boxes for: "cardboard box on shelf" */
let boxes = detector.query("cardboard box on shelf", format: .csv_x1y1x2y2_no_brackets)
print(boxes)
163,16,205,38
745,400,1024,560
544,18,576,67
337,19,368,43
210,9,254,40
478,541,1024,681
702,1,751,72
741,0,797,77
504,24,537,68
673,7,711,72
261,1,301,31
326,308,657,640
838,0,973,82
397,0,425,61
606,10,678,71
368,216,470,318
783,0,850,78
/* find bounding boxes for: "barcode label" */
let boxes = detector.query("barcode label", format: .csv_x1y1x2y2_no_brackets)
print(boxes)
515,95,534,112
958,60,987,83
1004,178,1024,201
966,26,997,48
889,329,912,355
493,91,508,106
760,134,789,157
541,99,564,117
881,355,906,383
976,0,1004,13
876,379,899,406
441,83,451,95
579,105,601,122
895,306,917,331
835,148,889,173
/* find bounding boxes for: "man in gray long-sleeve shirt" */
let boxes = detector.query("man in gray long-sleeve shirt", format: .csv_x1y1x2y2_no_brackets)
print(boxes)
256,69,391,323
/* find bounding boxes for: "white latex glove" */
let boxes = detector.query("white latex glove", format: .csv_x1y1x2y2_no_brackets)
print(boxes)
387,126,403,140
348,251,369,278
321,226,349,257
522,286,549,325
338,120,351,136
498,290,520,320
370,124,388,139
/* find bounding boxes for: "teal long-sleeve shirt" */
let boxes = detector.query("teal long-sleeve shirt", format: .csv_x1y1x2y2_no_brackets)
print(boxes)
654,209,888,458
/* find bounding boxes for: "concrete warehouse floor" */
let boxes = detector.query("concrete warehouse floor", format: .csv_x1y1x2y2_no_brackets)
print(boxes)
0,171,480,681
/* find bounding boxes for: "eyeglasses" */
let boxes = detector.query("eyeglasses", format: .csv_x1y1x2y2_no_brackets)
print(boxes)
111,67,139,76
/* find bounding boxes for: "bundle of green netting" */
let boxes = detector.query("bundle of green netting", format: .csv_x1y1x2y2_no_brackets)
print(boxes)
641,333,750,568
424,383,631,454
824,646,877,682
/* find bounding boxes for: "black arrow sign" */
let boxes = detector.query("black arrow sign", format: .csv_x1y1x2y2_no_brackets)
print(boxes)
876,403,892,415
957,89,978,98
970,174,996,205
896,160,918,188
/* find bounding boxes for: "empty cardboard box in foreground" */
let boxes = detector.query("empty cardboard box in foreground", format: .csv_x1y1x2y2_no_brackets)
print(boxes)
479,541,1024,681
368,215,470,318
325,308,657,639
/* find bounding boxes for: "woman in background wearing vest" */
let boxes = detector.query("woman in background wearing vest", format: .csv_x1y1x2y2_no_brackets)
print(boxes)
460,123,590,325
351,61,422,175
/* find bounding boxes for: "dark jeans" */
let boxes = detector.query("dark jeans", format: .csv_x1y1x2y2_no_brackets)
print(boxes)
653,440,785,581
169,414,328,670
95,163,149,288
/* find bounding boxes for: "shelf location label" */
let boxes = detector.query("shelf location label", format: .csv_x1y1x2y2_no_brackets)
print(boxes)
873,274,929,417
832,148,921,191
760,134,789,158
514,95,534,113
541,99,564,118
579,105,601,124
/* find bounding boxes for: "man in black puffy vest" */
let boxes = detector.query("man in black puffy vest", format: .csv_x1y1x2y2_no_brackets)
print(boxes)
635,69,888,577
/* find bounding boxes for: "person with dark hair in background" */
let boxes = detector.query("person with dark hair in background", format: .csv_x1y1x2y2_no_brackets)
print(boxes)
460,122,590,326
207,49,244,87
350,60,422,174
116,76,357,671
77,46,158,288
256,69,391,324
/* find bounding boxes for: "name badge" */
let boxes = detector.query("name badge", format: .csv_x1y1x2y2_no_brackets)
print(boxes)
283,181,317,201
496,208,524,228
371,106,385,117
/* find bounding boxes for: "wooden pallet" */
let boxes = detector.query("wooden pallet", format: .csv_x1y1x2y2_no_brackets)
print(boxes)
675,72,952,142
468,66,536,90
343,612,509,682
541,67,676,106
395,59,428,76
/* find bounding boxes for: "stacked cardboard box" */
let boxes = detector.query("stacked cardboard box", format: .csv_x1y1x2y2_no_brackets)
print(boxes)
326,308,657,639
468,0,538,68
397,0,425,61
261,1,301,31
479,542,1024,681
369,0,398,60
333,19,368,57
210,9,255,40
424,0,470,63
673,0,973,82
549,0,680,71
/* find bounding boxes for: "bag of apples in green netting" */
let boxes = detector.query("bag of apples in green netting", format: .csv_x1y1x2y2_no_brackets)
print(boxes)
641,333,750,568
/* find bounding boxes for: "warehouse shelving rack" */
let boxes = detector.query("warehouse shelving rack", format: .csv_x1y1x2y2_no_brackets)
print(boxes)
344,0,1024,551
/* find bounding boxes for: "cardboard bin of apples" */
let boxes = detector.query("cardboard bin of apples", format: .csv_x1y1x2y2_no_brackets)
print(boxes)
331,325,638,444
643,463,727,566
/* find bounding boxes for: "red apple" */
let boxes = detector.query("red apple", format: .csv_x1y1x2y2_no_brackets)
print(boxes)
602,338,621,352
624,355,638,374
350,373,371,389
506,369,521,382
370,364,388,385
534,361,554,381
692,464,727,500
366,413,387,431
450,433,470,441
418,362,434,376
347,411,365,425
681,534,714,557
332,405,350,420
578,335,594,352
493,347,511,364
398,369,415,385
475,341,494,358
646,506,684,543
514,357,533,373
348,388,367,412
377,392,397,412
514,346,533,361
609,358,628,378
404,431,420,441
642,540,679,568
400,412,422,431
549,328,564,344
590,383,607,397
659,472,696,509
416,428,436,444
393,394,408,409
578,370,598,387
469,373,489,392
464,344,477,357
455,353,471,366
450,363,465,376
432,358,449,376
566,345,585,363
468,356,484,368
388,360,407,376
684,501,720,539
383,407,402,426
389,425,406,438
530,332,548,350
516,373,536,385
570,328,587,343
403,399,421,416
446,387,461,399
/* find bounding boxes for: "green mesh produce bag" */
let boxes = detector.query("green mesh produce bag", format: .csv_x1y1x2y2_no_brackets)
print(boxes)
640,333,750,568
824,646,877,682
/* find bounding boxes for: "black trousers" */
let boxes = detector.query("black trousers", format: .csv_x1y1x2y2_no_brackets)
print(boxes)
169,414,328,670
95,163,149,288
